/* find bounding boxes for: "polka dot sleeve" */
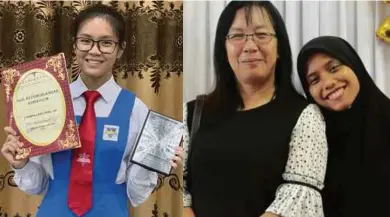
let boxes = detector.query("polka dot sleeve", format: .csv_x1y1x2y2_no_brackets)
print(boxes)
182,103,192,207
265,104,328,217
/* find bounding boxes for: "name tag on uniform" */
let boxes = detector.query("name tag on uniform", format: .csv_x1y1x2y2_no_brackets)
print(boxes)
103,125,119,142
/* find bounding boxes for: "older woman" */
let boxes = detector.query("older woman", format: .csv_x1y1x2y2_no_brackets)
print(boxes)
183,1,328,217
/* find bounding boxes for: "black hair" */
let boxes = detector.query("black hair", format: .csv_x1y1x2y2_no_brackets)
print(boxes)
206,1,293,115
72,4,125,47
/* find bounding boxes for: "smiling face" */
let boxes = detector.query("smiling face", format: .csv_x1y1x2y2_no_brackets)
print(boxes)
74,17,121,79
306,53,360,111
225,6,278,86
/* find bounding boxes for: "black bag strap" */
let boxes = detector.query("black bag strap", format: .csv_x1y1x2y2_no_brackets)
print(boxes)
190,94,206,139
185,94,206,189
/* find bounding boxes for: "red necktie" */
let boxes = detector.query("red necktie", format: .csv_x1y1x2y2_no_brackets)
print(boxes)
68,90,100,217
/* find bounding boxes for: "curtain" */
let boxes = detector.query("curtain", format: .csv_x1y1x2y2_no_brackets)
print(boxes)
0,1,183,217
183,0,390,102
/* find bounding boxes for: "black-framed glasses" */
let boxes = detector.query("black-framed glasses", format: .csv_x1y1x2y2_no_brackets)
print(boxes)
226,32,276,45
75,37,119,54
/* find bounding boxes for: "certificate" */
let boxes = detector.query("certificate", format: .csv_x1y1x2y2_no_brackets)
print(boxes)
1,53,81,159
130,110,183,175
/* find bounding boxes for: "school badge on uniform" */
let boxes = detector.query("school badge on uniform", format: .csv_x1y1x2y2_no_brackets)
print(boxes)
103,125,120,141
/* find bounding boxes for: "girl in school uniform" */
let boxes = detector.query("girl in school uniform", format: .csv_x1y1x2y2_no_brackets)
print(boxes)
1,4,183,217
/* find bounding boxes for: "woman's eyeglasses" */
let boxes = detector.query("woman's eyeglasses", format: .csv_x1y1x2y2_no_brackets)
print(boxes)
226,32,276,45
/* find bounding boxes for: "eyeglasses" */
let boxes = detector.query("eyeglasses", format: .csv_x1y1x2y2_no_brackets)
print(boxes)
75,37,119,54
226,32,276,45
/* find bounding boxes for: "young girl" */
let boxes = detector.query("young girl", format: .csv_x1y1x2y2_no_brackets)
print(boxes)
297,36,390,216
1,4,183,217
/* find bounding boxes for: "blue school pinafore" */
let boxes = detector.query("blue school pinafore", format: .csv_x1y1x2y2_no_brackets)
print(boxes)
37,90,135,217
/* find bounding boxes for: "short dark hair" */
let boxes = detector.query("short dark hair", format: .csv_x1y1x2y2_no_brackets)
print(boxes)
206,1,293,117
72,4,125,46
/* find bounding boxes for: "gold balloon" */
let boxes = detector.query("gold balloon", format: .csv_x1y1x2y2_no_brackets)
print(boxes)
376,17,390,43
